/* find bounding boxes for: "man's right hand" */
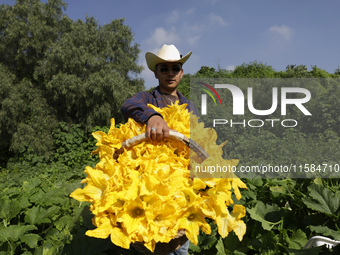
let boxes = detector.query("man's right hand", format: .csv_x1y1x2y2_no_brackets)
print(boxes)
146,115,170,142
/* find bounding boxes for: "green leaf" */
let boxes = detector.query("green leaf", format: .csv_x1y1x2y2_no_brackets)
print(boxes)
18,195,32,209
2,187,21,197
24,206,60,225
288,229,308,249
270,186,288,194
247,201,283,230
29,190,45,205
223,232,246,253
0,225,37,242
44,187,66,206
216,237,226,255
20,252,33,255
302,184,340,216
22,179,42,196
245,178,263,190
233,252,247,255
33,240,57,255
55,215,74,231
240,190,257,201
198,221,218,251
259,231,278,254
309,225,340,240
189,242,201,252
29,185,66,207
20,233,41,248
0,196,22,221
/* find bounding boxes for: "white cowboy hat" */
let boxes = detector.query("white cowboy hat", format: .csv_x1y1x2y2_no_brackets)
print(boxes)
145,44,192,71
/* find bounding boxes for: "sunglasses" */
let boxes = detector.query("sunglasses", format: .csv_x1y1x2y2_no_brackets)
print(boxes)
158,66,182,74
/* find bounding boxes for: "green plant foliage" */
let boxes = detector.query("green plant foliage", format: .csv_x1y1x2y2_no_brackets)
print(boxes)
177,73,191,99
187,179,340,255
231,61,277,78
0,168,85,254
0,0,143,161
284,65,312,78
51,122,101,167
302,184,340,216
247,201,283,231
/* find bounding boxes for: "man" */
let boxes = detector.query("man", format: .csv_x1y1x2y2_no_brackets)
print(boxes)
121,44,197,255
121,44,198,142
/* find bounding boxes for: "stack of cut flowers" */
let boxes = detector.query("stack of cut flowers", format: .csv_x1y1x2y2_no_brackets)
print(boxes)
70,102,247,253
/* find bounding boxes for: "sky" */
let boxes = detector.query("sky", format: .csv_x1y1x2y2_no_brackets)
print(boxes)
2,0,340,89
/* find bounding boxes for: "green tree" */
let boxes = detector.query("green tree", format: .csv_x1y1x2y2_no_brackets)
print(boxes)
195,66,232,78
310,65,332,78
177,73,191,99
334,66,340,77
231,61,277,78
283,64,312,78
0,0,144,160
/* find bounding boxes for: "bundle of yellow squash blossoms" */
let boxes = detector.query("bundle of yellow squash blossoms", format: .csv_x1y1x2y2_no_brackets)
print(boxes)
70,102,247,253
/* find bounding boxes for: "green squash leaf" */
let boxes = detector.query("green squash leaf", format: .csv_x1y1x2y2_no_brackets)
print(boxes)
309,225,340,240
0,225,37,242
20,233,41,248
247,201,283,230
0,196,22,221
55,215,74,231
216,237,226,255
302,184,339,216
288,229,308,249
24,206,60,225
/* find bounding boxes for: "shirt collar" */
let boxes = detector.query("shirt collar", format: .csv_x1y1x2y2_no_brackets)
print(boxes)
154,86,186,101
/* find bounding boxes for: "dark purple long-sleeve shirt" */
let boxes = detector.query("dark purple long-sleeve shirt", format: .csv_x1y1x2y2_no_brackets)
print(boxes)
121,86,199,123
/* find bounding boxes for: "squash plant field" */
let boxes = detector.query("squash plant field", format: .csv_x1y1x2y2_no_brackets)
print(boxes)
1,122,340,255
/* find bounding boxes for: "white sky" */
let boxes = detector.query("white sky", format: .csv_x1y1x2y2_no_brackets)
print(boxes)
2,0,340,89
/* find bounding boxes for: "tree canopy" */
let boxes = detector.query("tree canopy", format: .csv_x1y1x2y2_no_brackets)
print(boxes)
0,0,144,159
177,62,340,99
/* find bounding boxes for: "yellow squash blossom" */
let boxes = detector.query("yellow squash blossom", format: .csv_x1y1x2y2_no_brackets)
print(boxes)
70,102,247,252
177,203,212,245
